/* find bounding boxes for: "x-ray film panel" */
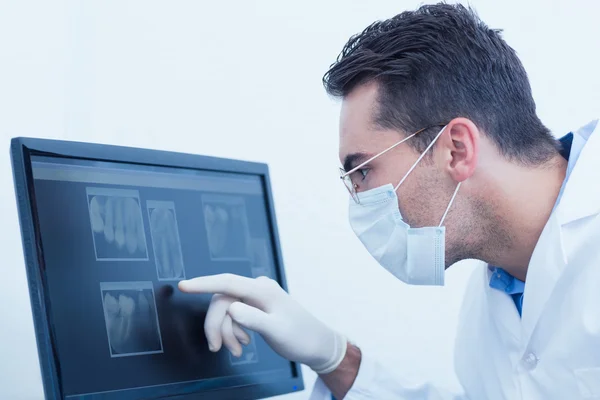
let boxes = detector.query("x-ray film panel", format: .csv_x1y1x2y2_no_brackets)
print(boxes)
250,238,273,278
201,194,251,261
100,281,164,358
87,187,149,262
86,187,141,198
100,281,155,291
146,200,186,281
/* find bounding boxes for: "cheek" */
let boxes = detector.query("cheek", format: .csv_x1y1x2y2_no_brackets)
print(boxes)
397,186,424,225
397,172,445,227
369,170,399,189
368,161,411,190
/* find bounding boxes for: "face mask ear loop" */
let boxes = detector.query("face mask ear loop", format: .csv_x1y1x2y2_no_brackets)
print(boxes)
439,182,461,227
394,125,448,191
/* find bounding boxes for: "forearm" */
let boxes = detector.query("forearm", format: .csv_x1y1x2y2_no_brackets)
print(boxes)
319,343,361,399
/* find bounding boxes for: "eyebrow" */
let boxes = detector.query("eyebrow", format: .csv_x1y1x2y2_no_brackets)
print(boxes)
343,152,372,173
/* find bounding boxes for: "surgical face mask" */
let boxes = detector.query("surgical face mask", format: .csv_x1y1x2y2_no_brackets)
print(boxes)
346,126,461,286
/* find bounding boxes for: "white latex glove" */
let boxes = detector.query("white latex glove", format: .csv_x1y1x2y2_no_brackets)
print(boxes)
178,274,347,375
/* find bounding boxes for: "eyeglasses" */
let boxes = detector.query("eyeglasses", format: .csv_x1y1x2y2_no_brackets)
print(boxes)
339,125,445,204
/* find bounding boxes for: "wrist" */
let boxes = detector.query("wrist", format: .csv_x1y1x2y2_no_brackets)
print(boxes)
319,342,362,399
310,333,348,375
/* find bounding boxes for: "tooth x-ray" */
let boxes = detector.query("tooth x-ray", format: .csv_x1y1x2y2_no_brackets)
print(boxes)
100,281,163,358
229,330,259,365
202,194,251,261
147,200,186,281
250,238,273,278
87,187,148,261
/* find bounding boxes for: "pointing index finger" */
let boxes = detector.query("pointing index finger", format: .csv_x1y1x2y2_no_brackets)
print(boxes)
178,274,260,302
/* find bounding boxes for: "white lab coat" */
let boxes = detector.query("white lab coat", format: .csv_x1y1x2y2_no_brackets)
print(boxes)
310,118,600,400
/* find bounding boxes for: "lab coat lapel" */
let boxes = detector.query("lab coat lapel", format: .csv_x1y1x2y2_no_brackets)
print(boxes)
521,118,600,345
556,118,600,225
485,267,522,353
520,211,566,345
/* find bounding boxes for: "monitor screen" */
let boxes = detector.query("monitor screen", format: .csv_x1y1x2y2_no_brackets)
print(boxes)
10,138,304,400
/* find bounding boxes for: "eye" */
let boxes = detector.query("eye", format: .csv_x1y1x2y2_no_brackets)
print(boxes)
358,168,370,180
350,168,370,187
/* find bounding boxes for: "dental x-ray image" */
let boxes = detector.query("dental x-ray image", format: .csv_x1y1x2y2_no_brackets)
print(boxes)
250,238,273,278
229,329,259,365
100,281,163,358
147,200,186,280
201,194,251,261
87,187,148,261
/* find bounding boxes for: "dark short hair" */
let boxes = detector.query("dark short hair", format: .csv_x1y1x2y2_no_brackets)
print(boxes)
323,3,558,165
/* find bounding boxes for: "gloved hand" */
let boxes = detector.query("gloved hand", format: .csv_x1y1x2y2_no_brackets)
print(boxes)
178,274,347,375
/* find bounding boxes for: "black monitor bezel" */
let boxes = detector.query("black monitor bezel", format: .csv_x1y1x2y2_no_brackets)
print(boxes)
9,137,304,400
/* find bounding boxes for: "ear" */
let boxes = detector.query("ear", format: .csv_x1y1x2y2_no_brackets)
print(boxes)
436,118,479,182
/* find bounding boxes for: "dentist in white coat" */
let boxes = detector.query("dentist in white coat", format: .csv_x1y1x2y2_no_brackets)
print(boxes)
179,3,600,399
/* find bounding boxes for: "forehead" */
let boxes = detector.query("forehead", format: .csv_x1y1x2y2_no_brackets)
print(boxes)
338,82,402,165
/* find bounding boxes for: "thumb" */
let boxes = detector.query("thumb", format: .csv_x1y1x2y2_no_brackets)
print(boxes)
228,302,272,335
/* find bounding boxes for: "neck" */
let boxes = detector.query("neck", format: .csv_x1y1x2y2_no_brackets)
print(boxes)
479,155,567,281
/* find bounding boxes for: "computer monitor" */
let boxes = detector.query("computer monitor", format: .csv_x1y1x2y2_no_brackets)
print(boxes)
10,137,304,400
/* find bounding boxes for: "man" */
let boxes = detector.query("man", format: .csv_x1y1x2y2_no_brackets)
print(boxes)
179,3,600,399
